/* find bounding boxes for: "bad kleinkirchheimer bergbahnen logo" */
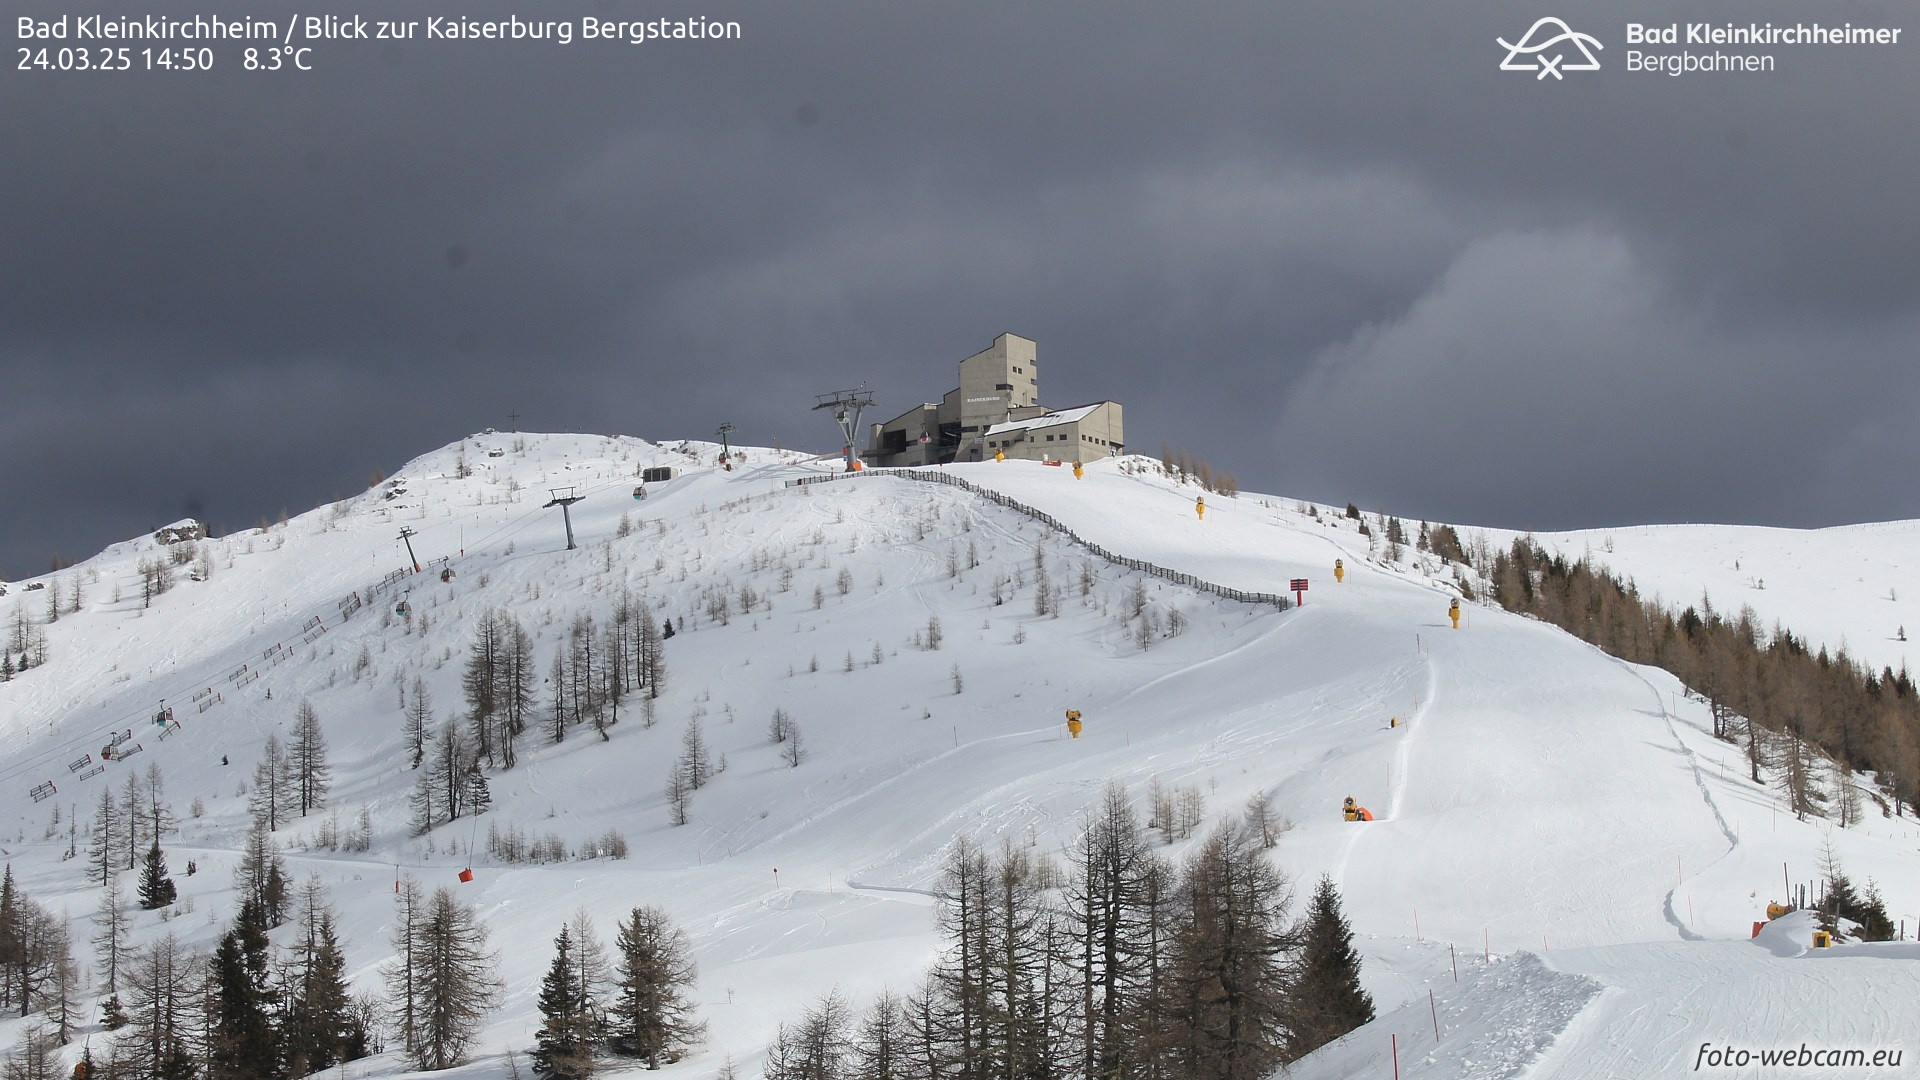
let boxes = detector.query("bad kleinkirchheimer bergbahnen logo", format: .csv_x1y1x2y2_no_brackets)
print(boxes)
1498,17,1604,78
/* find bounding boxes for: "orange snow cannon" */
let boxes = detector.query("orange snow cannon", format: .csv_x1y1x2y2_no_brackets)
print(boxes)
1335,559,1345,583
1065,709,1083,739
1449,598,1461,629
1072,461,1084,480
1195,497,1206,520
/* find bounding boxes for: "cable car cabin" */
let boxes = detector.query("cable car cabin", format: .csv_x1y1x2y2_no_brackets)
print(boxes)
440,568,454,583
632,486,647,500
395,601,411,617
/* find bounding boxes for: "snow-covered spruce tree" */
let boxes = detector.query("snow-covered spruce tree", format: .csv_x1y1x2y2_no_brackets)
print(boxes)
281,879,367,1076
532,925,599,1079
136,839,176,910
205,919,276,1080
1283,875,1373,1060
608,906,705,1068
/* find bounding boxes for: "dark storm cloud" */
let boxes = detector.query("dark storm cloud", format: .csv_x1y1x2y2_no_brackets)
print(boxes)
2,0,1916,576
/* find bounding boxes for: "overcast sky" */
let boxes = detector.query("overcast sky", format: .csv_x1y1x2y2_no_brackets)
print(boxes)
3,0,1916,578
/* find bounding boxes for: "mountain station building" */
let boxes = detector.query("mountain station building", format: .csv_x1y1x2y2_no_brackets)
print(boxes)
862,333,1124,467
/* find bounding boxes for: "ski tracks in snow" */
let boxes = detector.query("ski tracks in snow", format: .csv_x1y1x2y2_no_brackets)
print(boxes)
1601,650,1741,941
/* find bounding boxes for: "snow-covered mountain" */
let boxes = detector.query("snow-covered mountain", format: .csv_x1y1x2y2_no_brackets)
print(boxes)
3,432,1916,1080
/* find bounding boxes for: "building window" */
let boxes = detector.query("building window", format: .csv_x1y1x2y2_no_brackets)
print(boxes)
996,383,1012,391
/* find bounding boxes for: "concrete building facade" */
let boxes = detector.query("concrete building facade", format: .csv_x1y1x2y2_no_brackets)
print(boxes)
864,332,1124,467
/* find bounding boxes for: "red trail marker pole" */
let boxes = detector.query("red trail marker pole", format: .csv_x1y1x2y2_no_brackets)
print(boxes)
1391,1033,1400,1080
1429,990,1440,1042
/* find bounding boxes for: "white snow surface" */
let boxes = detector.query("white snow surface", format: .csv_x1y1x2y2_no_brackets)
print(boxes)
0,435,1915,1080
1497,521,1920,677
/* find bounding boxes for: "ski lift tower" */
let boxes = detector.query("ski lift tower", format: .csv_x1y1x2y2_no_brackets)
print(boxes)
542,487,584,551
397,526,421,573
716,422,736,459
813,387,876,471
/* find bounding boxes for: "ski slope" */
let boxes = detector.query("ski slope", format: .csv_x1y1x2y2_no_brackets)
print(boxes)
1,433,1915,1080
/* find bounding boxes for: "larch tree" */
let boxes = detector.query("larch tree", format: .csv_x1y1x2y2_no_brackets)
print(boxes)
851,989,912,1080
86,786,122,886
116,933,196,1080
1062,782,1172,1080
411,886,501,1071
764,990,851,1080
499,611,536,765
248,735,293,832
288,700,331,817
233,820,290,926
678,720,712,792
1165,821,1293,1080
637,605,666,700
92,879,130,992
385,876,427,1059
404,677,433,770
464,614,502,767
608,905,704,1068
